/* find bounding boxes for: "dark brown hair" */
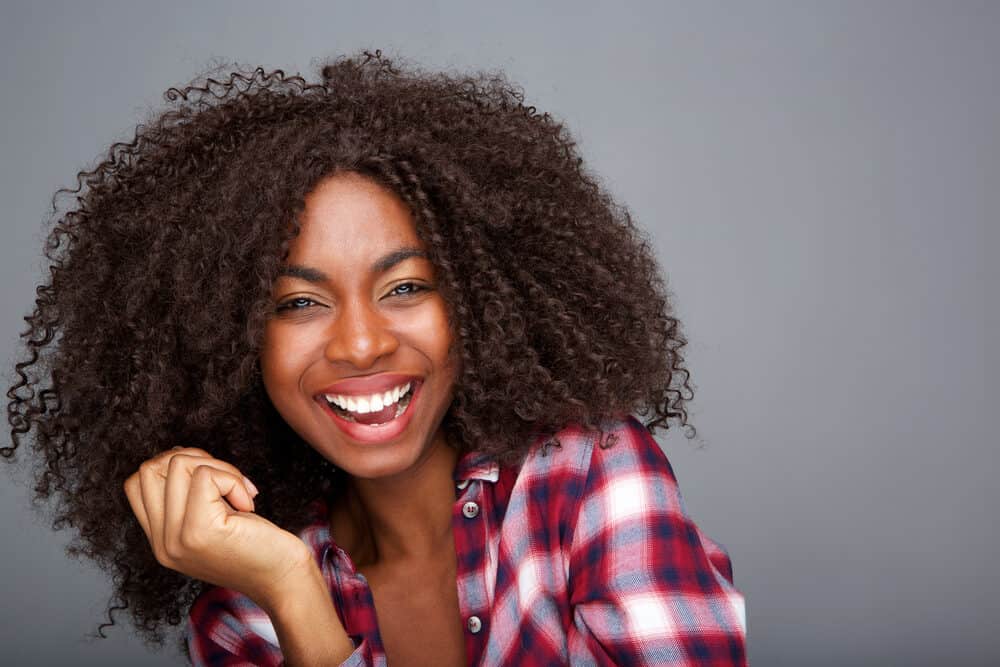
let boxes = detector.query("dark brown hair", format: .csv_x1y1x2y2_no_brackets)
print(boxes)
4,51,694,648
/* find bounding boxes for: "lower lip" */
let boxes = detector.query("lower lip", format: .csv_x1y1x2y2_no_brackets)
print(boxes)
317,382,422,444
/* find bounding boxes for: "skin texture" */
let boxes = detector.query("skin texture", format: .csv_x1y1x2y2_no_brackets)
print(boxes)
4,51,696,652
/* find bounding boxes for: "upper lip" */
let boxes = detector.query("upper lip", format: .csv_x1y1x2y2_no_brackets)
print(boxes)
316,373,421,397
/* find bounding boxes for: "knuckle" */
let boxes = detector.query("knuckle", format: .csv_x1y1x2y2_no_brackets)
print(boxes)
217,461,241,478
192,463,215,479
167,453,190,474
192,464,227,487
173,446,210,458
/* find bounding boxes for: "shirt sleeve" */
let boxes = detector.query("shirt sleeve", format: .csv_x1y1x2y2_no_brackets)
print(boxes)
565,419,748,666
185,585,374,667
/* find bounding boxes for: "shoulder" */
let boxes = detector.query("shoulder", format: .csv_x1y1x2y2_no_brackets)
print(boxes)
518,415,673,486
508,416,678,538
517,416,738,581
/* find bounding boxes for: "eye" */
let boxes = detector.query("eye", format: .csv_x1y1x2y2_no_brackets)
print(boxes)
387,282,428,298
275,296,319,313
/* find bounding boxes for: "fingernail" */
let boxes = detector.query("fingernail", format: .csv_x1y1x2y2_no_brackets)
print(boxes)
242,476,259,498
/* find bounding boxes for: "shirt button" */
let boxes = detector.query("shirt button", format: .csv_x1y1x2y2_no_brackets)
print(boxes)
456,479,470,490
462,501,480,519
467,615,482,634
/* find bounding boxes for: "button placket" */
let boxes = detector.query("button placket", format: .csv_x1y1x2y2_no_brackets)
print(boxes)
453,476,491,661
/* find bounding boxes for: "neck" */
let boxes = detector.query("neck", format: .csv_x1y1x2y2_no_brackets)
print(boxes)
337,433,459,565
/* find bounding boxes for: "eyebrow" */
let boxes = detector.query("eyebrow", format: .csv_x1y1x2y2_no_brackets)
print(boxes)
372,247,428,274
279,265,327,282
278,247,429,283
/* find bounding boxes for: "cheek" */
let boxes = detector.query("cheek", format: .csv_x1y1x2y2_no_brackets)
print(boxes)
401,305,455,364
259,330,322,440
259,325,307,403
430,312,461,390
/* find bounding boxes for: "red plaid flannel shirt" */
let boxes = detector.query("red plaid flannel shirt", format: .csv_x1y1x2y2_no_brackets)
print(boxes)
185,417,747,665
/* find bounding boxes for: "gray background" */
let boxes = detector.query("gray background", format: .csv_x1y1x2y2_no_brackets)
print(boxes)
1,1,996,665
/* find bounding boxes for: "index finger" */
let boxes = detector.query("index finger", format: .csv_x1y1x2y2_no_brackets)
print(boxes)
164,454,256,536
182,464,257,542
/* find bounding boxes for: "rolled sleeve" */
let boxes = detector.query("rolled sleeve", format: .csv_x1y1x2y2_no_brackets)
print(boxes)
185,586,375,667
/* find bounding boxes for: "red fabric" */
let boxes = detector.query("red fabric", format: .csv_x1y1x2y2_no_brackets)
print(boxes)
186,417,747,665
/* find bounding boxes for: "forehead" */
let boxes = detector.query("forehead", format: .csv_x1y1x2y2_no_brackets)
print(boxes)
290,172,422,265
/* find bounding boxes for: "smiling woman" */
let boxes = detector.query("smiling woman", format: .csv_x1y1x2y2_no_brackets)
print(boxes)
4,51,746,666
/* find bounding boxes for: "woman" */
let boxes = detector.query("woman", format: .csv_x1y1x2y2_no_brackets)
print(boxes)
5,51,746,665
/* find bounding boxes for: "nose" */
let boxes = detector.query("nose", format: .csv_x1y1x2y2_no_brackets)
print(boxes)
323,299,399,369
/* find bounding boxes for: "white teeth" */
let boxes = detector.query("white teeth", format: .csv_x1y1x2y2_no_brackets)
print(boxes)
323,382,412,415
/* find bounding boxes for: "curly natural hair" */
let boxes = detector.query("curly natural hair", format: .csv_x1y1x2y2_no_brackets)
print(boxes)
4,50,695,649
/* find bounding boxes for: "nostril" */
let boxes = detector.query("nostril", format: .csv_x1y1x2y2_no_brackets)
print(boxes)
323,325,399,368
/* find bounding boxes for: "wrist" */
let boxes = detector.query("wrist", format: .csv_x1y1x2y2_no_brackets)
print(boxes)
255,549,356,665
255,544,324,615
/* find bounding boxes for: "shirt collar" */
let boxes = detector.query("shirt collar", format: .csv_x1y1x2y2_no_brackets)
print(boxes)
454,450,500,484
301,451,500,543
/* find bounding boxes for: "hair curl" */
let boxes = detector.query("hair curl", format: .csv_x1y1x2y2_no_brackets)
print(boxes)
4,51,695,649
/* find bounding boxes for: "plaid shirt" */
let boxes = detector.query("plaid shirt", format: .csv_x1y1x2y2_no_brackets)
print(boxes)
185,417,747,665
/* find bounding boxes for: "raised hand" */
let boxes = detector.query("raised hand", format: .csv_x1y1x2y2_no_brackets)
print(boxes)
123,447,314,608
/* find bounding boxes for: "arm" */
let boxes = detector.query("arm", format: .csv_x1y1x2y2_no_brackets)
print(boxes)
122,447,363,665
566,420,747,666
258,556,357,667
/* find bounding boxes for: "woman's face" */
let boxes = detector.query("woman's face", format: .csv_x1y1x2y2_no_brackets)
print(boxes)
261,172,458,480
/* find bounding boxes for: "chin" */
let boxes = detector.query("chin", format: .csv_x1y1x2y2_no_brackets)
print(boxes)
323,437,442,482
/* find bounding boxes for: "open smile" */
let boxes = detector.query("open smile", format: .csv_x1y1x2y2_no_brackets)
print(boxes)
314,376,423,444
323,380,415,424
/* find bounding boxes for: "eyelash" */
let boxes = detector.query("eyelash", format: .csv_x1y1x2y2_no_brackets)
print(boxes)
275,297,317,313
388,282,427,297
274,283,428,312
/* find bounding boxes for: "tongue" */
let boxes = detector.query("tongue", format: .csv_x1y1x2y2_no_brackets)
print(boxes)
353,403,398,426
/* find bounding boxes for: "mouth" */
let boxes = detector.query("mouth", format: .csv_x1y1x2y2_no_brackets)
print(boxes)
321,381,416,426
314,378,422,444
